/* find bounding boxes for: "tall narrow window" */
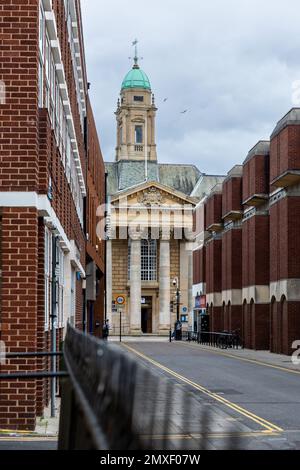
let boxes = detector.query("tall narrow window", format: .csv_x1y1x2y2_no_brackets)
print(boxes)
128,238,157,281
141,239,157,281
135,125,143,144
39,3,45,57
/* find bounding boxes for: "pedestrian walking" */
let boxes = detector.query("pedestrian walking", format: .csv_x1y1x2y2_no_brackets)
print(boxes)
102,319,110,341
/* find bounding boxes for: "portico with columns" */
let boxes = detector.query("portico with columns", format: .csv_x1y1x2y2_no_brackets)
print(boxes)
106,181,196,335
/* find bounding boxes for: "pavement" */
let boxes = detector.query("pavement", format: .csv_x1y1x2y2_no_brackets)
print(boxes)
109,334,172,342
119,339,300,450
0,402,59,451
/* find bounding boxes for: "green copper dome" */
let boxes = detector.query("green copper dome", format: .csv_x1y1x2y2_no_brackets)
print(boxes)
121,65,151,90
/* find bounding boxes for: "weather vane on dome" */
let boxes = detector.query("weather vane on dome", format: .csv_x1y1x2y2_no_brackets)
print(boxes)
129,39,143,68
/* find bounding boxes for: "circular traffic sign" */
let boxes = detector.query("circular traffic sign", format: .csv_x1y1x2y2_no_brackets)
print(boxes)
116,295,126,305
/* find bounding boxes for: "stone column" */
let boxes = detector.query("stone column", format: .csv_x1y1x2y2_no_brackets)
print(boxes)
106,239,113,325
187,244,194,328
159,239,170,334
130,238,141,334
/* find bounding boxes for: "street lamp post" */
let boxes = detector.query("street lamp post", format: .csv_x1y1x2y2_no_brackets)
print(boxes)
173,277,181,341
176,287,180,323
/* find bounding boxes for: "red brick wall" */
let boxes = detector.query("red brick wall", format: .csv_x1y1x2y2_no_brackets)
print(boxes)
86,97,105,270
193,247,205,284
270,197,300,283
206,239,222,294
209,305,222,332
242,215,269,288
0,0,39,191
222,229,242,291
243,154,269,202
222,177,242,217
270,125,300,184
0,208,38,430
205,193,222,229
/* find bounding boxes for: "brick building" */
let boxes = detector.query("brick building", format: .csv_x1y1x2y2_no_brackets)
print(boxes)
0,0,105,430
193,109,300,355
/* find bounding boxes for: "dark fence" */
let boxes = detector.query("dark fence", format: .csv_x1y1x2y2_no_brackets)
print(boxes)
58,325,240,450
182,331,243,350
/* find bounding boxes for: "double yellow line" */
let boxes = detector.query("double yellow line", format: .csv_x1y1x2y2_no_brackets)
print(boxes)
123,344,283,434
178,341,300,375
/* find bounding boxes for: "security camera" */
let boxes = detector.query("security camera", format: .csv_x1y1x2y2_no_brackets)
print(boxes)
172,278,177,287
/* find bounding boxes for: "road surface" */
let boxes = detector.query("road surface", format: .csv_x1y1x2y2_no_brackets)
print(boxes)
121,340,300,450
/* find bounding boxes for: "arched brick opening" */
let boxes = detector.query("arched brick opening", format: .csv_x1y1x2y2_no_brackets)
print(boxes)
227,301,231,332
270,296,276,353
222,301,226,331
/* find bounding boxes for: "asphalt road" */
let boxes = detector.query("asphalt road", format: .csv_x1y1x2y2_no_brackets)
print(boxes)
121,341,300,450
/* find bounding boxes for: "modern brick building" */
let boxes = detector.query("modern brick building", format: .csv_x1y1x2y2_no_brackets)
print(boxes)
193,109,300,355
0,0,105,430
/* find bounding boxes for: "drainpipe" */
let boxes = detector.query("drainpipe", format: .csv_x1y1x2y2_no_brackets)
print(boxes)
50,235,57,418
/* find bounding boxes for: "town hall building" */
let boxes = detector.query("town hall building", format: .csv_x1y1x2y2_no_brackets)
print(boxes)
105,48,224,335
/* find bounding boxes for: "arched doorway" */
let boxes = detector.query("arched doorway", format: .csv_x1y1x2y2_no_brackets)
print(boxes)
227,301,231,332
222,301,226,331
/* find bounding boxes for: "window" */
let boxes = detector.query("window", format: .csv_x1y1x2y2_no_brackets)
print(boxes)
134,95,144,102
39,3,45,57
128,238,157,281
135,125,143,144
141,239,157,281
119,126,123,145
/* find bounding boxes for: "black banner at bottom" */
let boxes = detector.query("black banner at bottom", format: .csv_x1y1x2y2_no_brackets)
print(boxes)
0,451,299,468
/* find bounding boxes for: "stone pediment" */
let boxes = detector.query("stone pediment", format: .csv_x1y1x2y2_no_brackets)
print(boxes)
111,181,197,207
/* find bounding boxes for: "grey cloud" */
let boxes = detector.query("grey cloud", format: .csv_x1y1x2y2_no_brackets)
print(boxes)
81,0,300,173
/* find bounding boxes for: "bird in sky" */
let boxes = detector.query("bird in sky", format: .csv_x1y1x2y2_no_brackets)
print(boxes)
163,98,168,102
180,109,188,114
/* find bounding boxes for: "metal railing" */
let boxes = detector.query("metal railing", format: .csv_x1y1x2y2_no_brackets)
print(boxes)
1,326,241,450
58,325,240,450
183,331,243,350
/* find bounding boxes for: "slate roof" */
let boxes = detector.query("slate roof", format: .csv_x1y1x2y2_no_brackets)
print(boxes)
190,174,226,199
105,160,201,197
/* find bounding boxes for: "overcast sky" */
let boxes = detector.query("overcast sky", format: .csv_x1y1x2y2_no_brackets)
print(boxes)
81,0,300,175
